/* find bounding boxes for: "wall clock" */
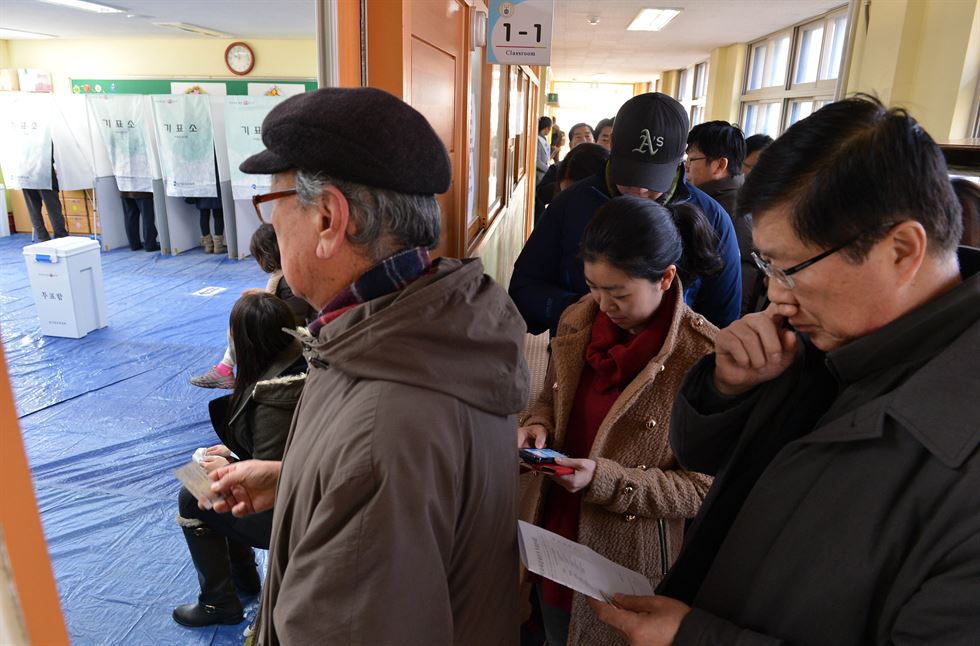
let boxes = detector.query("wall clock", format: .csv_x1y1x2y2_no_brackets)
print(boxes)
225,42,255,76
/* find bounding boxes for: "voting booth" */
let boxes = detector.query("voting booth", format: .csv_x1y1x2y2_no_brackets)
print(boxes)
22,237,108,338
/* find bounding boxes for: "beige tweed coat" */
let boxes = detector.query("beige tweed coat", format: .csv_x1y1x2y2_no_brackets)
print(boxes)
519,283,716,645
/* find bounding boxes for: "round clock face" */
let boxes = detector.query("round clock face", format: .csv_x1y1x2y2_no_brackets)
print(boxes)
225,42,254,76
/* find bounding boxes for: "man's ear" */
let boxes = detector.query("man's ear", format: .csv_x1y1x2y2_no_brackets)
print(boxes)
314,185,351,261
713,157,729,178
887,219,927,286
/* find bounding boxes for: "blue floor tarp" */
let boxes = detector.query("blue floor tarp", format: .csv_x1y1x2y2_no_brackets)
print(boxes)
1,233,270,645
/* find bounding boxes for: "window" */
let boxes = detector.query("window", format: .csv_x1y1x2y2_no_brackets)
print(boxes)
794,25,823,84
822,15,847,80
787,98,831,127
764,34,792,88
748,43,767,91
677,67,689,101
693,62,708,101
466,43,484,229
486,64,506,215
740,7,848,137
690,105,705,127
741,101,783,137
674,60,708,126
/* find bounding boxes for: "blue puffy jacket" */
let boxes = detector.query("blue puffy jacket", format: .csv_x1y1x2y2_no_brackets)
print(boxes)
509,163,742,335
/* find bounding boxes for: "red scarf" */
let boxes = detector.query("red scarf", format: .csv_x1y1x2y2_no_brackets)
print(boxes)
540,286,677,611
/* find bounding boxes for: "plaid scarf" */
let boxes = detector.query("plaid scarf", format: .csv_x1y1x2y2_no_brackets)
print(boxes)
308,246,433,337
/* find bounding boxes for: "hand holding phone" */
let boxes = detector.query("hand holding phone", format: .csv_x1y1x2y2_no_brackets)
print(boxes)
520,448,575,476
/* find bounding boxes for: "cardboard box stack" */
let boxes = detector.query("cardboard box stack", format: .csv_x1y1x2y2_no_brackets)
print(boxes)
18,189,99,236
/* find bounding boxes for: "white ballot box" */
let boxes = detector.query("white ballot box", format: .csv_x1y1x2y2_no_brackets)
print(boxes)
22,237,108,338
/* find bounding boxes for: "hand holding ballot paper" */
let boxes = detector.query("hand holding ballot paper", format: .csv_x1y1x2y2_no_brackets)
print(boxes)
518,520,654,601
518,521,690,645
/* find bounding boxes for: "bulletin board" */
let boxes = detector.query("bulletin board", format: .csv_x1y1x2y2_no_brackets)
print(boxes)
69,78,317,96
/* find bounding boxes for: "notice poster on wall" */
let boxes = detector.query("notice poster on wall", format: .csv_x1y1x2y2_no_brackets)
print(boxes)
171,82,228,96
0,92,54,189
246,83,307,97
151,94,217,197
224,96,283,199
88,94,154,192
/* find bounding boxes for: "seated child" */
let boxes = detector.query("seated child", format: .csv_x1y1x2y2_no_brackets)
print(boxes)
190,224,315,388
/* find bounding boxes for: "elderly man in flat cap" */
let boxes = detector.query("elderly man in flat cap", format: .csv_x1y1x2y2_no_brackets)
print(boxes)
204,87,529,646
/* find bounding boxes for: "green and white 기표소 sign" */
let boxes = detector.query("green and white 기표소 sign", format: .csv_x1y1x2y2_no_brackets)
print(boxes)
224,96,284,199
88,94,154,193
0,92,54,189
151,94,217,197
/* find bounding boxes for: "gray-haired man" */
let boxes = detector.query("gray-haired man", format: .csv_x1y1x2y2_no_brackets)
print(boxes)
206,87,528,646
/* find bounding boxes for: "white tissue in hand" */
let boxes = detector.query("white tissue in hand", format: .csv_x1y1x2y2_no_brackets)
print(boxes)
193,447,208,465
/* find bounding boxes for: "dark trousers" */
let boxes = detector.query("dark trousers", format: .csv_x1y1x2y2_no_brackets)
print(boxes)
178,486,272,550
121,197,159,251
23,189,68,240
199,209,224,236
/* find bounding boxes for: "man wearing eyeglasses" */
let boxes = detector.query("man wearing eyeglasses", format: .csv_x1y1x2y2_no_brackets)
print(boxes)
685,121,762,314
203,87,529,646
591,96,980,644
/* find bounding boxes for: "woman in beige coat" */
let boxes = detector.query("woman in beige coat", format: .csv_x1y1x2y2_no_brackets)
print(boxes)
518,196,720,645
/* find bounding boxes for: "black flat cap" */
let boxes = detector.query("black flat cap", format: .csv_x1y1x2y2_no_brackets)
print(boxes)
240,87,452,195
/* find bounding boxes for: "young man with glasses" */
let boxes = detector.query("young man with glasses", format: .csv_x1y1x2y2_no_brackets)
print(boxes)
685,121,761,314
592,96,980,645
204,87,529,646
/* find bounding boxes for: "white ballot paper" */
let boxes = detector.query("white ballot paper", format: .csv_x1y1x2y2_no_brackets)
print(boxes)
518,520,655,602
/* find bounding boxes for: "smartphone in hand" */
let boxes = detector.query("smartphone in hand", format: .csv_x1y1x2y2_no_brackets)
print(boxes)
519,448,574,475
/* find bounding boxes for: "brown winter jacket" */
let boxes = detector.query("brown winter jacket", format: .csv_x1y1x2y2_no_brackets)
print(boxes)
256,257,529,646
519,283,715,644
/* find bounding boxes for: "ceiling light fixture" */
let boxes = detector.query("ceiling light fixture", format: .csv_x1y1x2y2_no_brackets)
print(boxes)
627,8,682,32
587,16,600,26
0,27,57,39
154,22,232,38
37,0,123,13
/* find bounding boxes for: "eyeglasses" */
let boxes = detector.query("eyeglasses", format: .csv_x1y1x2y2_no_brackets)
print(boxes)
751,224,896,289
252,188,298,223
683,156,707,166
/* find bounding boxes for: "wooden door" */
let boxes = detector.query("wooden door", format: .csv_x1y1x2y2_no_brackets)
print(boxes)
408,0,467,257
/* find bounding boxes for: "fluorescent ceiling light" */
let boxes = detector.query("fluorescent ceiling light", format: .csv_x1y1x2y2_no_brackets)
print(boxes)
154,22,232,38
627,8,682,32
0,27,56,39
37,0,123,13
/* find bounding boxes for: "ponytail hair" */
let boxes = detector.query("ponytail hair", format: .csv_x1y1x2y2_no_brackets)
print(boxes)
581,196,722,285
669,202,723,282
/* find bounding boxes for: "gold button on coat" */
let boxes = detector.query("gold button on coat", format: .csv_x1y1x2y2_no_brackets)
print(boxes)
625,514,637,522
552,382,558,391
623,485,635,494
645,418,657,430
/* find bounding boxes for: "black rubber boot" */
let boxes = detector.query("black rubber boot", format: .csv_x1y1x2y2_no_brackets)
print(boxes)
172,525,244,627
227,538,261,596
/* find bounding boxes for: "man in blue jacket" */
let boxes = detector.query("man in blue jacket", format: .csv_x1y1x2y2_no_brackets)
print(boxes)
509,93,742,336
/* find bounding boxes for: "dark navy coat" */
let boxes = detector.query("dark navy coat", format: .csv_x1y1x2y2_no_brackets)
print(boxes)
509,165,743,335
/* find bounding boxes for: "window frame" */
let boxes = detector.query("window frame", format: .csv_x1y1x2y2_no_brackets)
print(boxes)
739,5,848,137
674,60,709,127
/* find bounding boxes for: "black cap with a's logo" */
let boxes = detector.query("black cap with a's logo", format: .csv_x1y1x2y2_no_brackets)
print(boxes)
610,92,689,193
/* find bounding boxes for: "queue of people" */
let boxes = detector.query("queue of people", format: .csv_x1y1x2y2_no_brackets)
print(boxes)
175,86,979,646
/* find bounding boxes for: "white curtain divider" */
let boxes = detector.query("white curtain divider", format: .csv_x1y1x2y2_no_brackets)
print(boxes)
87,94,155,193
0,92,54,189
150,94,217,197
51,93,96,190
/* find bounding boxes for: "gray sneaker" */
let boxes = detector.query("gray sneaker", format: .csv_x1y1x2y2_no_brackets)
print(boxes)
190,366,235,389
